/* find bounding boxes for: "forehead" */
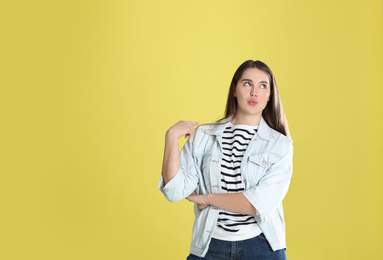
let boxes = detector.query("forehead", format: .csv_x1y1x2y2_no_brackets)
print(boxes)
240,68,269,83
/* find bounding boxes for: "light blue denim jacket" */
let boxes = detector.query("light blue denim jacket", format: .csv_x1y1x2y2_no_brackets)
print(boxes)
159,117,293,257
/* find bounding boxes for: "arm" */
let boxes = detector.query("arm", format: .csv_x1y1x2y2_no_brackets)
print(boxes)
187,140,293,220
159,121,200,202
161,121,199,185
161,133,181,185
242,142,293,223
187,192,256,215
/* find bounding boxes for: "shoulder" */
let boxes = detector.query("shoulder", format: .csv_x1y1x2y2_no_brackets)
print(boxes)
270,128,293,145
272,132,293,159
191,123,219,143
187,122,224,148
262,125,293,156
195,122,221,133
259,118,292,147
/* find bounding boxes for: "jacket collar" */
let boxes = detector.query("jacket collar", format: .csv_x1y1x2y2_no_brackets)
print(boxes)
204,116,275,140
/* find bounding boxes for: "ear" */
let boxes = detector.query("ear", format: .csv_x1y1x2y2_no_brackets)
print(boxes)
233,88,237,97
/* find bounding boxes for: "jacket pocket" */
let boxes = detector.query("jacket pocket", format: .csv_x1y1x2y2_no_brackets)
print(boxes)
247,153,281,185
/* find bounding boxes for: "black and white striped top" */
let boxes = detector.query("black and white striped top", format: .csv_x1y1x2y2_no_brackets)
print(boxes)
213,123,262,241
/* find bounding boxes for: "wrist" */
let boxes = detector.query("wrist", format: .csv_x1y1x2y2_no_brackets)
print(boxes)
165,130,179,141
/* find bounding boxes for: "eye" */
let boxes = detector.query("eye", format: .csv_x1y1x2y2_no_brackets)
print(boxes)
260,84,267,89
244,82,252,87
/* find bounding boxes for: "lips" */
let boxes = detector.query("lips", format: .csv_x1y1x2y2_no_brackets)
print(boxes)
248,100,257,106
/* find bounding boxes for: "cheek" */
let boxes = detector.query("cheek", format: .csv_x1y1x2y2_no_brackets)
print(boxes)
235,89,246,100
261,92,271,101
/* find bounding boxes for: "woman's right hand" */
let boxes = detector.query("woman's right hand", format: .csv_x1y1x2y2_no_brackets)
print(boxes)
186,192,209,211
166,121,200,140
162,121,200,185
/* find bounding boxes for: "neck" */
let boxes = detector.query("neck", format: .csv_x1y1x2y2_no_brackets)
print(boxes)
231,113,261,126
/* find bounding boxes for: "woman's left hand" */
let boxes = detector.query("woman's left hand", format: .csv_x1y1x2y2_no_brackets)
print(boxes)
186,192,209,211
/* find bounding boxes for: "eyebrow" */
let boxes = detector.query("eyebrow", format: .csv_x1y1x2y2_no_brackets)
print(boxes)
241,79,269,84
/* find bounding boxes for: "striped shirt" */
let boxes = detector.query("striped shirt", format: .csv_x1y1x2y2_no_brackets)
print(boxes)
212,123,262,241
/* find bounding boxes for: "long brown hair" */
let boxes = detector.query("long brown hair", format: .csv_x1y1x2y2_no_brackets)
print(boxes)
219,60,291,138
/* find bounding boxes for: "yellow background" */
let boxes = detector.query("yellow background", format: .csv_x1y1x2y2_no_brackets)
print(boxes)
1,0,382,259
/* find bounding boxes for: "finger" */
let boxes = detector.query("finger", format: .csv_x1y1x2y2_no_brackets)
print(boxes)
185,128,194,138
190,121,200,126
184,123,197,138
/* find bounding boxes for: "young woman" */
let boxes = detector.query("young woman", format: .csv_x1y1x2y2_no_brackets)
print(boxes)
159,60,293,260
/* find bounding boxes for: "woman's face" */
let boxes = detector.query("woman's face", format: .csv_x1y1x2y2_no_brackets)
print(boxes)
234,68,271,119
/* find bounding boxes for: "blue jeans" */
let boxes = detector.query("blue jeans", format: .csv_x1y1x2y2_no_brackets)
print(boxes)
186,233,286,260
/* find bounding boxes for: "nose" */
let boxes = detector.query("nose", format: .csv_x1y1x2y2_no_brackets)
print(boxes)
250,87,257,97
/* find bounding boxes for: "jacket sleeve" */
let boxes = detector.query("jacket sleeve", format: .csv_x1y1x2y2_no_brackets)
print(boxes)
242,140,293,224
158,133,200,202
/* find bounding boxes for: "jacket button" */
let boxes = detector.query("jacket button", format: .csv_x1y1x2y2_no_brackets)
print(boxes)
262,160,267,166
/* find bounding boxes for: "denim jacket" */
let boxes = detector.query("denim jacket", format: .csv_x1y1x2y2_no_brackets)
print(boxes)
159,117,293,257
